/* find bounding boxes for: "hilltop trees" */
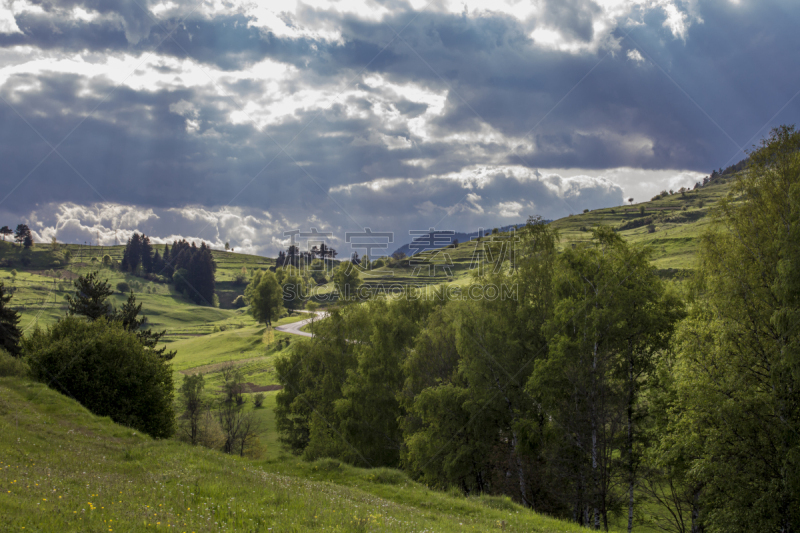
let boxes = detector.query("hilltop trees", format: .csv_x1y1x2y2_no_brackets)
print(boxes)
14,224,32,248
120,234,217,305
0,226,11,241
168,240,216,305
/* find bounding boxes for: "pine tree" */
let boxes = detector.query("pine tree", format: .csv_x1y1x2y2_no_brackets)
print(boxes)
130,233,143,272
140,235,153,273
14,224,31,248
0,282,22,357
65,271,113,320
114,291,175,360
162,244,172,275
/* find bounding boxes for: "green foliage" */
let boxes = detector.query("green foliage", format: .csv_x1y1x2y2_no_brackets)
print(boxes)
279,266,306,311
66,271,113,320
668,125,800,532
331,262,363,300
177,374,206,445
254,392,265,408
116,281,130,293
24,316,174,438
0,348,28,376
245,270,284,326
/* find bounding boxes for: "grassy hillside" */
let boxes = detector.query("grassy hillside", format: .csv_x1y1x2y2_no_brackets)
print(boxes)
0,376,589,532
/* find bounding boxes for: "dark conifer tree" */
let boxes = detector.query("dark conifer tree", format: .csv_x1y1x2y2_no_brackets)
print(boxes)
66,271,113,320
152,249,162,273
161,244,172,277
14,224,31,248
0,282,22,357
140,235,153,273
128,233,142,272
114,291,175,360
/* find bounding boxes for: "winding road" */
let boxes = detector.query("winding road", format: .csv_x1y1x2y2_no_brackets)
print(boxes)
275,310,327,338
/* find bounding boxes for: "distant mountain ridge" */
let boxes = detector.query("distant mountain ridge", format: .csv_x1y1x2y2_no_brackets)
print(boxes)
390,223,532,257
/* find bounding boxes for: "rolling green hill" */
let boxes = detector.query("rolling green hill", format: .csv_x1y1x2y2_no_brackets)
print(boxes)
0,375,589,532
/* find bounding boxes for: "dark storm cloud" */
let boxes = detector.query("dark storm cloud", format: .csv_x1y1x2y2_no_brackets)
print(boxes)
539,0,601,42
0,0,798,255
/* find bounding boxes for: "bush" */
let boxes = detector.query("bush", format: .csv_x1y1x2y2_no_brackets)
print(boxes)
24,317,175,438
583,208,590,213
0,349,28,377
116,281,130,293
647,224,656,233
254,393,265,408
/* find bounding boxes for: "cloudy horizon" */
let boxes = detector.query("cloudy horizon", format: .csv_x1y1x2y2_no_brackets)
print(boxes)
0,0,797,256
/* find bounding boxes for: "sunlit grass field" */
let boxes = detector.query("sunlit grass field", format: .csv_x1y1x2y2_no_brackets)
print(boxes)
0,377,588,532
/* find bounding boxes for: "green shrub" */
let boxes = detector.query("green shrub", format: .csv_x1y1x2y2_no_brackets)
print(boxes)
24,317,174,438
116,281,130,293
254,392,265,408
0,349,28,377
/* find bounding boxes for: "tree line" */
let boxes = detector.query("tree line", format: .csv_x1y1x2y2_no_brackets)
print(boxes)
273,127,800,532
0,224,33,248
121,233,217,306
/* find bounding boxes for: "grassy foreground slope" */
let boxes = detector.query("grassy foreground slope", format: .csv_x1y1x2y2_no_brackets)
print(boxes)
0,377,587,532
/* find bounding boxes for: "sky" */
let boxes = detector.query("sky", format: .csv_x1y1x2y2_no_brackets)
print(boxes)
0,0,798,257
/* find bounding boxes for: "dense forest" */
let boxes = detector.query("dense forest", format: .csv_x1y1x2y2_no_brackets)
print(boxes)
273,127,800,532
120,233,217,306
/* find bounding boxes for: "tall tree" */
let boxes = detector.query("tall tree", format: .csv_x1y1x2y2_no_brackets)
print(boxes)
280,267,306,312
140,234,153,273
14,224,31,248
114,291,176,360
65,271,113,320
245,270,284,326
0,226,11,241
0,282,22,357
531,227,680,530
332,262,362,301
671,125,800,532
